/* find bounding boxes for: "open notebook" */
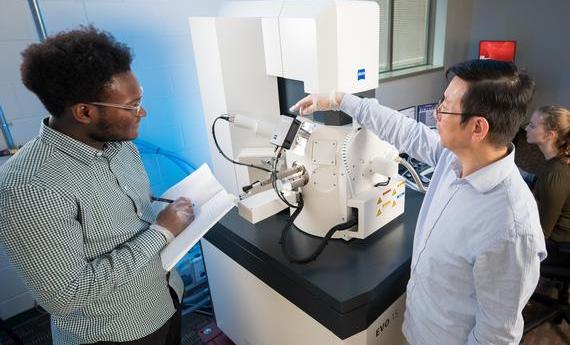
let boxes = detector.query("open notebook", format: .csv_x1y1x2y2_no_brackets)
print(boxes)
158,164,235,271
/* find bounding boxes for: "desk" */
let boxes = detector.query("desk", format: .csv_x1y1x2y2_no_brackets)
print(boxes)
201,188,423,345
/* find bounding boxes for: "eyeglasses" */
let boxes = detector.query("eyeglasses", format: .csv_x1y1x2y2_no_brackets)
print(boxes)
88,87,145,116
89,101,144,115
433,96,481,121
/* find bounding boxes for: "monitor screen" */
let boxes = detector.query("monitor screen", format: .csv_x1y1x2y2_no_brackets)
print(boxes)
417,103,438,128
479,40,516,62
399,106,416,121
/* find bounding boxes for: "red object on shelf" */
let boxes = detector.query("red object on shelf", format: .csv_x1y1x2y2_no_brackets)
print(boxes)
479,40,516,63
198,321,235,345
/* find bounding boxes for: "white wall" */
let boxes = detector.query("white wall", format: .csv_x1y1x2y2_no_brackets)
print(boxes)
468,0,570,109
0,0,45,152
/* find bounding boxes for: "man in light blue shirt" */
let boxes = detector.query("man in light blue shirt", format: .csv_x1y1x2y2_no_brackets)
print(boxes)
291,59,546,345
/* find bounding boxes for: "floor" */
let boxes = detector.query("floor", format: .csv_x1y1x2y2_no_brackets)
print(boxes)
521,302,570,345
0,309,214,345
520,279,570,345
521,320,570,345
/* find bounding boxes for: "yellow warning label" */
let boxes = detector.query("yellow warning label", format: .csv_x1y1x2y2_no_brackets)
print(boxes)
392,190,397,196
376,208,382,217
382,201,391,208
397,180,405,188
377,196,382,205
392,200,397,207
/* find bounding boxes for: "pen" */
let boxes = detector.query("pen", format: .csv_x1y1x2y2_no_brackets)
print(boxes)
151,196,174,203
151,196,195,207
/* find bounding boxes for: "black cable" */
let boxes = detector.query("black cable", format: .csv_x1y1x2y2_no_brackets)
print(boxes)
212,114,300,208
280,201,358,264
211,115,272,173
279,197,304,245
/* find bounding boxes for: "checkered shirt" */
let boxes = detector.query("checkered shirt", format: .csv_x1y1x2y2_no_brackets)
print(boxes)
0,119,184,344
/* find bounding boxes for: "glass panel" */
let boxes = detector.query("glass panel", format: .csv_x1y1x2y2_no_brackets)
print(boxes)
392,0,430,70
377,0,390,72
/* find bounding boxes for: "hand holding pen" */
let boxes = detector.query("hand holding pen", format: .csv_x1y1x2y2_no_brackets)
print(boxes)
153,196,195,237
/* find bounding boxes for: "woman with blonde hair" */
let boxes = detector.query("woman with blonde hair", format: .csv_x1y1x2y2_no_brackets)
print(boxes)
526,105,570,262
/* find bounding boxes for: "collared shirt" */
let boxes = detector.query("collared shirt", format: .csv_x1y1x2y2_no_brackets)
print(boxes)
341,95,546,345
0,119,184,345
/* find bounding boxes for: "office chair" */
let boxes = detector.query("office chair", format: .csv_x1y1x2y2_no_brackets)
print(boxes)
524,241,570,334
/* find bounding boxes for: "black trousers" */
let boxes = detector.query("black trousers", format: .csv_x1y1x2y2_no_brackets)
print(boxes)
93,286,182,345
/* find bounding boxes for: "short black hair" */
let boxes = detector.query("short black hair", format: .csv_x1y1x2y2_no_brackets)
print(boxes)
446,59,535,147
20,25,133,117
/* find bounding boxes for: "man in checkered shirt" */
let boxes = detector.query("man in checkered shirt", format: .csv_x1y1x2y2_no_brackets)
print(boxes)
0,26,195,344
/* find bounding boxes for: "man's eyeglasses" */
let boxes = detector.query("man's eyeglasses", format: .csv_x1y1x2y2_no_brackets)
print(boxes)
89,101,144,115
88,87,144,116
433,96,481,121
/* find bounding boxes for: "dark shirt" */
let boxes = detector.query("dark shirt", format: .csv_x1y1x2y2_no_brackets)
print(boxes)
533,156,570,242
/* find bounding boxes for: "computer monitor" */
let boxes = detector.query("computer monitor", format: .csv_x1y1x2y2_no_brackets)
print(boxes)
398,106,416,121
417,103,438,128
479,40,516,63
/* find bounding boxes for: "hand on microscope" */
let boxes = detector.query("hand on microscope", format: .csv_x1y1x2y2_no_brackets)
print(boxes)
289,92,345,116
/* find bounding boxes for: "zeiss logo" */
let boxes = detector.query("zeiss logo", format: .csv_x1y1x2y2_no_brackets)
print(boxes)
357,68,366,80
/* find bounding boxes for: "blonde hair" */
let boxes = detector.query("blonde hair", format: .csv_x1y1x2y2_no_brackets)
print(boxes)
538,105,570,165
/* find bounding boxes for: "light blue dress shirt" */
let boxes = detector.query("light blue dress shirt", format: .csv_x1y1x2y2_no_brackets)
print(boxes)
340,94,546,345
